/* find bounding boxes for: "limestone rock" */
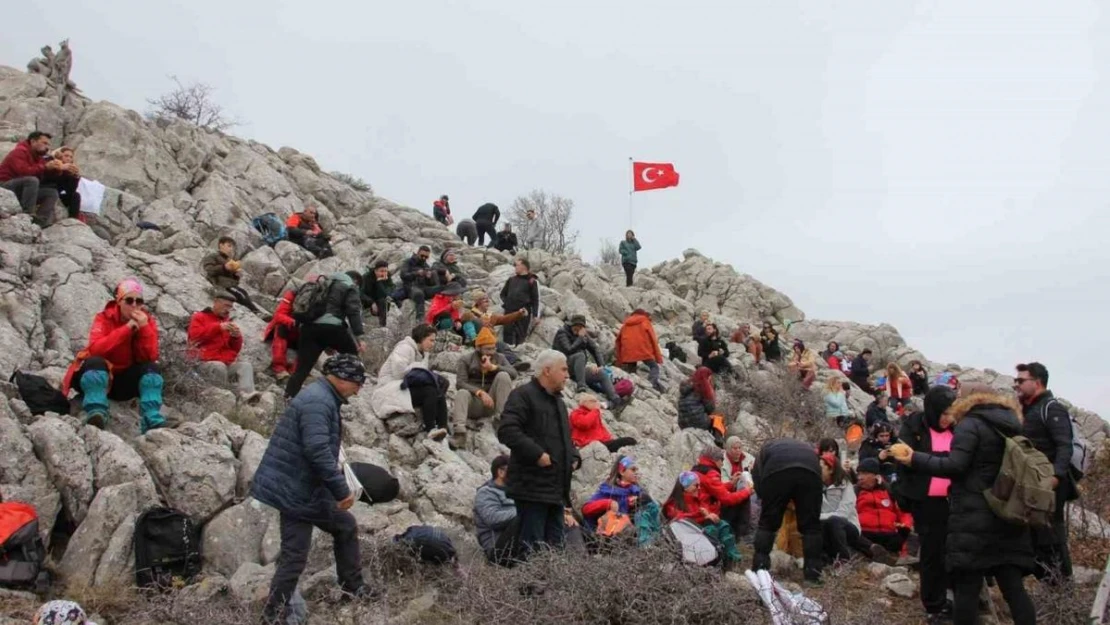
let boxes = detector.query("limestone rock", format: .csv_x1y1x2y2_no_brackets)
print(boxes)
882,572,916,598
229,561,275,604
202,498,278,577
237,431,268,497
0,410,61,544
27,416,95,524
136,429,239,523
58,481,153,583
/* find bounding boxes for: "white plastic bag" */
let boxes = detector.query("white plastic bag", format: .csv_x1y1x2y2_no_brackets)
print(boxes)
745,569,828,625
76,177,106,215
338,446,363,503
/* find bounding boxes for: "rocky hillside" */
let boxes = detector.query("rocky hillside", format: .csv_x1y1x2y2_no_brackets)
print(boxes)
1,52,1108,616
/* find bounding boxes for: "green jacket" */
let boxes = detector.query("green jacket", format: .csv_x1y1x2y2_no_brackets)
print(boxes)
619,239,641,265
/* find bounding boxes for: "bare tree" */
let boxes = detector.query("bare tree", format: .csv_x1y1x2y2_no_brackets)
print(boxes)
146,75,238,132
507,189,579,255
595,239,621,267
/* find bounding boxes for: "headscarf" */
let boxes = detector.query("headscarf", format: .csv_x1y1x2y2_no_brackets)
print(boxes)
322,354,367,384
36,600,96,625
619,456,637,471
691,366,715,403
114,278,144,300
678,471,699,489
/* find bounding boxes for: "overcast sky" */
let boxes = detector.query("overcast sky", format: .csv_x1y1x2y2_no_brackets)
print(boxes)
5,1,1108,417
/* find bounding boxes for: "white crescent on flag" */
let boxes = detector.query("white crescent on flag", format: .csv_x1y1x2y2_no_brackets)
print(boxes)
640,167,662,184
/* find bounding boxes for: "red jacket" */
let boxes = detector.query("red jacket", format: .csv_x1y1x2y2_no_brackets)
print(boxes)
569,406,613,448
692,457,752,514
0,141,47,182
663,491,711,524
285,213,323,236
425,293,460,327
187,309,242,365
264,291,297,340
62,301,160,395
855,487,913,534
886,375,913,400
615,312,663,365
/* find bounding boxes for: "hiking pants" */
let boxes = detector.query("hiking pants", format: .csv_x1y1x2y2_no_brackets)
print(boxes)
951,565,1035,625
451,372,512,436
821,515,870,563
912,497,951,615
396,285,428,319
722,498,753,540
409,381,448,432
516,500,565,558
476,220,497,246
197,360,255,394
225,285,263,314
263,509,363,621
502,314,530,346
622,262,636,287
1,177,58,224
370,297,389,328
862,530,907,555
1032,486,1073,583
41,175,80,218
602,437,638,453
752,468,824,580
568,352,619,404
284,324,358,398
269,323,298,374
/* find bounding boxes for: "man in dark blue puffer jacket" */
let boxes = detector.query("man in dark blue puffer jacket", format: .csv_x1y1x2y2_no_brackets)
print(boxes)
252,354,374,623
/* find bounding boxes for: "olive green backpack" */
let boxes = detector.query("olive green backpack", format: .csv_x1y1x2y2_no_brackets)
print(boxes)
984,426,1056,528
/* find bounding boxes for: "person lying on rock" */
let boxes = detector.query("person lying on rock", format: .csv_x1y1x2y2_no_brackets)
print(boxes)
360,260,395,328
187,291,257,399
615,309,666,393
453,328,518,448
663,471,743,566
284,271,365,400
61,277,166,432
696,323,732,374
285,204,333,259
474,454,520,566
263,289,298,381
569,392,637,452
252,354,377,624
201,236,269,318
553,314,621,407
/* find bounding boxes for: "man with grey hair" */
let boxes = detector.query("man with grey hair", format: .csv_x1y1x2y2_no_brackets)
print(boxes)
497,349,580,558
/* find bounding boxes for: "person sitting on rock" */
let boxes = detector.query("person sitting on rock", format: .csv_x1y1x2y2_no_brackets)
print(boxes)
824,375,852,427
41,146,81,220
432,248,467,289
663,471,743,566
285,204,333,258
201,236,267,317
819,453,897,566
865,393,892,429
360,260,394,328
396,245,437,320
569,392,637,452
721,436,754,539
456,217,478,246
677,367,717,435
453,328,518,448
850,348,876,394
760,322,783,363
500,258,539,345
0,131,61,226
466,291,527,338
696,322,732,374
432,194,451,225
491,223,519,254
855,457,913,557
788,339,818,389
425,282,466,332
61,278,165,432
885,363,913,414
615,309,666,393
908,360,930,397
474,455,520,566
472,202,500,246
284,271,366,399
372,324,450,441
553,314,621,407
691,445,754,540
581,455,652,534
859,421,899,479
730,322,764,364
252,354,375,623
691,310,710,342
821,341,843,370
187,291,256,398
263,289,298,380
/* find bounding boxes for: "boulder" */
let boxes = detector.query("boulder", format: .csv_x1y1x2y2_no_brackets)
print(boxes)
0,411,61,544
136,429,239,523
58,481,154,583
201,498,278,577
229,561,275,604
27,416,95,524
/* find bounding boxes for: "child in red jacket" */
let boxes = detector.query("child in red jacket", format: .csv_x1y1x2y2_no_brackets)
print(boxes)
263,290,298,379
855,458,913,555
663,472,742,564
569,393,637,452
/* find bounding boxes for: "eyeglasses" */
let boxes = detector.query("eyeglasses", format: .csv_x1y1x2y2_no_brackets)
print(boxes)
122,297,144,306
1013,377,1033,386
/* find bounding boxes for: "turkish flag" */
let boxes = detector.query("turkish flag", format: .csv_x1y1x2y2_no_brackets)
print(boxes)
632,161,680,192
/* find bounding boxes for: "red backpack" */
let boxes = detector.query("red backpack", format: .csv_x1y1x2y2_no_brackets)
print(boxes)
0,502,46,589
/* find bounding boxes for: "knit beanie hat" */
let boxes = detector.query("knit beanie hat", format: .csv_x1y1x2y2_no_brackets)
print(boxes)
475,327,497,348
36,600,97,625
322,354,367,384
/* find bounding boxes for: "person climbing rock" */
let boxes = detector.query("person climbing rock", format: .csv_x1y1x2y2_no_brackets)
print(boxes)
263,289,298,380
473,202,501,246
615,308,665,393
618,230,641,287
284,271,366,399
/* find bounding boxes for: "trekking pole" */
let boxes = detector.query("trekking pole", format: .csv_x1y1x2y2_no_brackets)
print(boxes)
1091,550,1110,624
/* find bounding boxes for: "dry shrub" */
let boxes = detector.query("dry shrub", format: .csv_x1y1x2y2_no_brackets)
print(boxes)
158,330,209,402
718,367,839,448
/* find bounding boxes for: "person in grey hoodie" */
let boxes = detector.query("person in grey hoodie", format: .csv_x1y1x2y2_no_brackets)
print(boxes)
284,271,365,399
473,455,519,565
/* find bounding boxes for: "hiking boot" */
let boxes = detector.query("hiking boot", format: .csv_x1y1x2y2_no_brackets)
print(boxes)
870,543,898,566
428,428,448,441
274,371,290,381
512,361,531,372
83,409,108,430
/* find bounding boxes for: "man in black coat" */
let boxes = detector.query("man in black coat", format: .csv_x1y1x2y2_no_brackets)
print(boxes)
1015,362,1076,582
499,257,538,345
472,202,500,246
397,246,438,320
432,249,468,289
552,314,621,406
496,349,581,558
750,438,824,583
492,223,520,254
850,349,876,395
253,355,373,623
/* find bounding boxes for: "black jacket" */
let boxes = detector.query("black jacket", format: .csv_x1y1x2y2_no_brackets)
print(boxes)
473,203,500,224
692,320,708,342
553,324,603,365
1021,391,1074,482
850,355,871,385
752,438,820,495
361,271,395,304
400,255,436,289
909,369,930,396
432,251,468,288
760,328,782,361
865,401,890,429
697,336,729,363
497,379,580,506
318,273,364,336
677,382,711,430
501,273,539,317
909,393,1034,573
493,231,519,253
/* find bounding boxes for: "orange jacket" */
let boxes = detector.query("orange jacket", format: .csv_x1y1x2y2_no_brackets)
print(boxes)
62,301,160,395
615,311,663,365
285,212,322,236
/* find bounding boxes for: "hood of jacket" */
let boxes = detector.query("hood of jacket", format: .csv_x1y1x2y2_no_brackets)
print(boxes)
923,385,958,430
329,271,355,288
950,391,1024,436
623,312,651,327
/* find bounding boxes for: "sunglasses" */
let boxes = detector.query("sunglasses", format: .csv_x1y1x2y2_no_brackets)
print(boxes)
1013,377,1033,386
122,297,144,306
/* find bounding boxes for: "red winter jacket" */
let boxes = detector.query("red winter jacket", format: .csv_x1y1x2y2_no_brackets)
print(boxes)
263,291,296,340
425,293,461,327
663,491,711,524
886,375,913,400
569,406,613,448
62,301,160,395
285,212,323,236
856,487,913,534
0,140,47,182
187,309,242,365
692,457,752,514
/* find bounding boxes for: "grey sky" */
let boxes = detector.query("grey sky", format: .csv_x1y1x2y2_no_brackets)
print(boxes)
5,1,1108,416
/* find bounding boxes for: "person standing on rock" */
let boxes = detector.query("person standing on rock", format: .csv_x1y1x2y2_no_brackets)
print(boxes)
453,328,518,448
201,236,268,318
618,230,641,287
1014,362,1076,584
61,278,166,433
263,289,298,381
615,309,665,393
284,271,366,399
360,260,394,328
187,291,256,398
473,202,501,246
750,438,825,585
0,131,62,225
285,204,333,259
253,354,376,623
499,258,538,345
396,245,437,320
497,349,581,558
553,314,621,407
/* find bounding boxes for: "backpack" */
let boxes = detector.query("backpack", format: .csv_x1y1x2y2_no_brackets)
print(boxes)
1040,398,1092,481
10,370,70,416
290,275,335,324
983,427,1056,528
614,378,635,398
596,511,634,538
134,507,201,589
0,502,46,589
669,520,719,566
252,212,287,246
394,526,456,564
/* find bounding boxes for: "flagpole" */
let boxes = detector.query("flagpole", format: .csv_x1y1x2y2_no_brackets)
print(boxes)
628,156,633,228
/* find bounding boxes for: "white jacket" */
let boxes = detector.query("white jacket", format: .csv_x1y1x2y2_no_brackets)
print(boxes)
370,337,429,417
820,482,860,532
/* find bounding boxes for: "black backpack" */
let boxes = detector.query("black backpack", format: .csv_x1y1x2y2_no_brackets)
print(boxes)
134,507,201,589
394,526,456,564
0,502,47,590
10,371,70,416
